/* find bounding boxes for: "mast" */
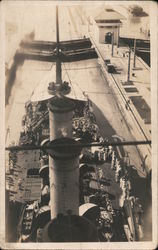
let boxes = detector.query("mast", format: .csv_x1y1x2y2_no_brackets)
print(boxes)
56,6,62,87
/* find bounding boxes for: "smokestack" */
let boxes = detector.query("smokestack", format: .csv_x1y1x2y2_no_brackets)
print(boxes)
46,137,82,219
42,214,98,242
49,96,74,140
39,138,99,242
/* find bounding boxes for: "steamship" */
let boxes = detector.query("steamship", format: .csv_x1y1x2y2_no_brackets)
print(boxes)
5,6,151,243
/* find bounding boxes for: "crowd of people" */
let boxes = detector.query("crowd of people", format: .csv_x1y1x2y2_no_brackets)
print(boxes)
72,102,99,142
8,150,17,168
73,117,100,142
111,150,133,206
19,101,49,146
110,149,144,240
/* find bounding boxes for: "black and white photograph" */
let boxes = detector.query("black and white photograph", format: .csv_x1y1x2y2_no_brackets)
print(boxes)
0,0,157,249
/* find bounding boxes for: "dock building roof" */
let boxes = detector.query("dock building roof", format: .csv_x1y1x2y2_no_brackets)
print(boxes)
95,8,125,23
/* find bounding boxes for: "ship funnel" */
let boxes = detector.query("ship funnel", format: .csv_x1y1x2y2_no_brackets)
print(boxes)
45,137,82,219
42,214,98,242
49,96,74,140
